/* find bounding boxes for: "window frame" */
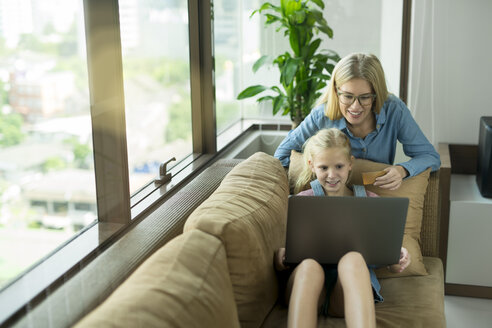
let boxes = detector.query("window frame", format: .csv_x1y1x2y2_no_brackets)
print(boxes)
0,0,412,325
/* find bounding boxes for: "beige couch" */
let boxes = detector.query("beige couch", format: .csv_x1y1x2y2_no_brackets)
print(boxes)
75,152,445,327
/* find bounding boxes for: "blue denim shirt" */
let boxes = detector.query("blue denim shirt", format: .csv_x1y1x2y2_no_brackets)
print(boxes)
274,94,441,178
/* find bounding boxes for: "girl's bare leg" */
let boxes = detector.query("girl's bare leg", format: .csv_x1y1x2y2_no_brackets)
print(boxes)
285,259,326,328
328,252,376,328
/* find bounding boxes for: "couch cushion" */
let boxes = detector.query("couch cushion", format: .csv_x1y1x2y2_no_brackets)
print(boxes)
74,229,239,328
184,152,289,328
288,150,430,276
373,257,445,327
261,257,445,328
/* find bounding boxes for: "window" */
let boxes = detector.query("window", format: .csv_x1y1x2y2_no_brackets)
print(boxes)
120,0,193,193
0,0,94,290
214,0,289,137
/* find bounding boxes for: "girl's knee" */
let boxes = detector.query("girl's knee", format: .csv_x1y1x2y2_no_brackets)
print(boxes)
297,258,324,282
338,251,367,275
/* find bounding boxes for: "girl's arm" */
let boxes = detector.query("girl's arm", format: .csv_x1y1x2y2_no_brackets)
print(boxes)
274,247,290,271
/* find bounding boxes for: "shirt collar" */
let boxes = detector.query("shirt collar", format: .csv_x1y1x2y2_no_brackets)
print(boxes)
374,111,385,131
374,100,388,131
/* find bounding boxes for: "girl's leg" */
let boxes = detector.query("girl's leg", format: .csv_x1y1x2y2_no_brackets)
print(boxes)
328,252,376,328
285,259,326,328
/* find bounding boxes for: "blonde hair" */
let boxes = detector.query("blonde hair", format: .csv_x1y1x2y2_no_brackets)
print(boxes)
319,53,389,120
295,128,352,194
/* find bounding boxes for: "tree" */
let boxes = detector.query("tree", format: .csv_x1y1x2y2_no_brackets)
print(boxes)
0,113,25,147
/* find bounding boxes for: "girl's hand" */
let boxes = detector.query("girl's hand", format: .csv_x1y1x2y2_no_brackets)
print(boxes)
274,248,289,271
373,166,408,190
389,247,411,273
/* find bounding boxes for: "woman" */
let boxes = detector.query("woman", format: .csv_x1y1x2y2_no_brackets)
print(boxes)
274,53,440,190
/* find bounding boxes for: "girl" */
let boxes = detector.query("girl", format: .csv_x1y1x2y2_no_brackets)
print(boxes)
274,53,440,190
275,128,410,328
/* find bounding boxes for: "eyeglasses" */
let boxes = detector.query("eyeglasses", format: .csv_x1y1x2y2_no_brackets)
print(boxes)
337,90,376,106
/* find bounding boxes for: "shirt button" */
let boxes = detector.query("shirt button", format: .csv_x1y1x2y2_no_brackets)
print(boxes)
377,124,380,129
363,148,366,152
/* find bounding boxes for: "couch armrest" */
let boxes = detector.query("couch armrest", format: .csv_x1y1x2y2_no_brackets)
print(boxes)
420,144,451,258
420,170,440,257
437,143,452,271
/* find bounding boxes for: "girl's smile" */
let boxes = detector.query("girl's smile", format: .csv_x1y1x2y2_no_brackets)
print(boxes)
309,147,353,196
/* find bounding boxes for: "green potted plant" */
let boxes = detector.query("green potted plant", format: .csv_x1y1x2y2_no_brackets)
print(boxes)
237,0,340,127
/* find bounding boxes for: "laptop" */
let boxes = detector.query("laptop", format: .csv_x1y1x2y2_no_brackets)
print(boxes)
284,196,409,266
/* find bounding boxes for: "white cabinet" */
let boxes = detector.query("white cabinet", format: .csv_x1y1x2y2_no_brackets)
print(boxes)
446,174,492,287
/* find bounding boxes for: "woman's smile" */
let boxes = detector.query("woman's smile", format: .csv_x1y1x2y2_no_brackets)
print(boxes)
339,78,374,128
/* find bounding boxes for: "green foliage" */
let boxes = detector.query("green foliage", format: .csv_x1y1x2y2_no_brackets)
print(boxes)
73,142,91,163
165,96,192,142
0,80,9,104
64,137,92,169
42,157,66,173
123,58,189,87
216,101,241,133
237,0,340,126
18,34,57,55
0,112,25,147
27,220,42,229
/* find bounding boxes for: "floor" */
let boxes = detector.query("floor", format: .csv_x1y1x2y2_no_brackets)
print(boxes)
444,295,492,327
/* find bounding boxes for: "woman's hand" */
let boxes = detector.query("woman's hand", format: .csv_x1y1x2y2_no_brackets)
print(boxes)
373,165,408,190
388,247,411,273
274,248,289,271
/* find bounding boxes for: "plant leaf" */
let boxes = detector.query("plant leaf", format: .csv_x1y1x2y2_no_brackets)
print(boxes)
282,58,299,86
253,55,271,73
317,24,333,38
306,38,321,58
282,105,291,116
271,86,284,95
272,95,285,115
265,13,283,25
237,85,268,99
257,2,276,13
252,2,276,18
257,95,275,102
293,10,306,24
310,0,325,10
285,0,302,16
308,9,323,21
289,27,300,56
280,0,289,16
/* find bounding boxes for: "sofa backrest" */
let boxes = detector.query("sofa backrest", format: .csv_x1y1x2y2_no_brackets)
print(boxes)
184,152,289,328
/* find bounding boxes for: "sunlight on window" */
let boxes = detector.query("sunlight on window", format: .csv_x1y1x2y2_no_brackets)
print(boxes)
0,0,94,289
214,0,265,134
120,0,193,193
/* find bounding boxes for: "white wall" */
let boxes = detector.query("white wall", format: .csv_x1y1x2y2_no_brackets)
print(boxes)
380,0,403,96
408,0,492,146
254,0,404,103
